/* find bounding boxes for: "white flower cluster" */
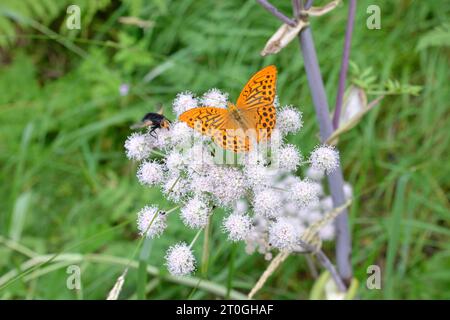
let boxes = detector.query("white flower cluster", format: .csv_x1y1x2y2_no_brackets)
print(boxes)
243,167,353,256
165,242,196,276
136,206,167,238
125,88,343,276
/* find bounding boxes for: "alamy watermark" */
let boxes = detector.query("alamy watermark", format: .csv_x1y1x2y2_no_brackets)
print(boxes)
66,265,81,290
66,5,81,30
366,5,381,30
366,265,381,290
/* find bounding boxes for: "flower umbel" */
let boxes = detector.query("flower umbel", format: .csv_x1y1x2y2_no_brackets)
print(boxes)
137,161,164,186
268,218,301,251
222,213,252,242
290,178,319,208
276,144,302,171
136,206,167,238
253,189,283,218
172,91,198,116
125,133,153,161
201,88,229,109
309,145,340,174
180,196,211,229
277,105,303,136
165,242,196,276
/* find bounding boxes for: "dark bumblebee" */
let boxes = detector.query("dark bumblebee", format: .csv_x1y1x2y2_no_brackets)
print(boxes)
131,109,171,137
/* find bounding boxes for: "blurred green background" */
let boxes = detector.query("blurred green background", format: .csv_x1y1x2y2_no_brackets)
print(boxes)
0,0,449,299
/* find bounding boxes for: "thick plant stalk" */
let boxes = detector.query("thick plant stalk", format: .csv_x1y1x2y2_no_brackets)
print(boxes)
297,1,352,284
332,0,357,129
255,0,354,286
297,240,346,292
256,0,297,26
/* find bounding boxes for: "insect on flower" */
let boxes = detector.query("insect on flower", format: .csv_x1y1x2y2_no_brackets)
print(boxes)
124,72,347,276
179,65,277,153
131,106,171,138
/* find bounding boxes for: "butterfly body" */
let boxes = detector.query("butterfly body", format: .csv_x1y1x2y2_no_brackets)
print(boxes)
179,65,277,153
227,103,248,129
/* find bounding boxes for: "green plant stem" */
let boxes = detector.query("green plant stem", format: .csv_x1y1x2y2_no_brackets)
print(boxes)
201,216,212,276
137,237,153,300
226,244,237,299
0,218,134,291
189,228,204,248
0,252,247,300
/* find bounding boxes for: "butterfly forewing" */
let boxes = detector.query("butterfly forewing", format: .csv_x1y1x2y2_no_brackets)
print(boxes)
179,107,229,136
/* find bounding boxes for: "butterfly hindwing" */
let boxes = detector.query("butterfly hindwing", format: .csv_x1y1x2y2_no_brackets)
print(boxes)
210,127,251,153
255,104,276,140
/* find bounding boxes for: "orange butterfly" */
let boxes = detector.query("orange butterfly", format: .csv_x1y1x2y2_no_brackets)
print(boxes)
179,65,277,153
